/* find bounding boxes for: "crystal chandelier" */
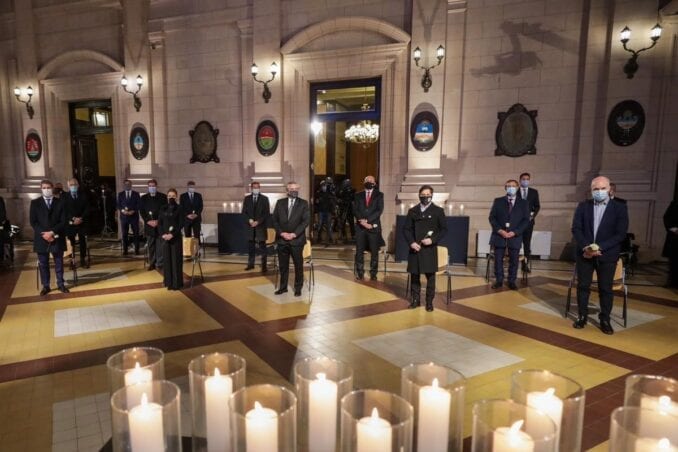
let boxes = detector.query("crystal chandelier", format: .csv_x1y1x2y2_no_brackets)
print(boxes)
345,120,379,146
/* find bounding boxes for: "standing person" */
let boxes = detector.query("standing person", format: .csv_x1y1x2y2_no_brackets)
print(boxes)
353,175,384,281
404,185,447,311
315,180,336,246
337,179,356,242
663,200,678,288
64,178,90,268
140,179,168,270
117,179,141,255
53,182,64,199
242,181,270,272
517,172,540,272
0,195,7,263
159,188,184,290
489,179,530,290
571,176,629,335
180,181,203,238
609,183,627,204
272,181,310,296
30,180,69,295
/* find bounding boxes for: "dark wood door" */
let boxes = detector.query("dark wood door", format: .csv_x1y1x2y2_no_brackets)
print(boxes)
72,135,99,191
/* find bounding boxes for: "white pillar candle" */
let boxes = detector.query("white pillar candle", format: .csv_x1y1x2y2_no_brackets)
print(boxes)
634,438,678,452
459,204,465,216
230,202,236,213
448,203,453,215
246,401,278,452
526,387,563,443
639,395,678,438
205,368,233,452
223,202,227,212
308,372,338,452
492,420,534,452
417,378,451,452
400,203,405,215
357,407,392,452
238,202,243,211
124,362,153,408
129,393,164,452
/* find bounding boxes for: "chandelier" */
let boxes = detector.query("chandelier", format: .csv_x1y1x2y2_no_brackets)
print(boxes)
345,120,379,146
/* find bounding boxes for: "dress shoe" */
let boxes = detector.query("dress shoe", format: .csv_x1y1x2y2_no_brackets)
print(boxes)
572,316,587,329
408,298,420,309
370,275,378,281
81,261,89,269
600,319,614,335
58,286,70,294
425,300,434,312
355,274,364,281
147,264,156,271
245,265,255,271
521,260,531,273
508,282,518,290
274,288,288,295
491,281,503,289
123,250,129,256
261,267,268,274
294,289,302,297
40,287,51,296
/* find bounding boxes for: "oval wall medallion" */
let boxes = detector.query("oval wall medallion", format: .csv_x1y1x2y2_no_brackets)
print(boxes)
607,100,645,147
256,120,279,156
410,111,439,152
129,123,149,160
25,131,42,163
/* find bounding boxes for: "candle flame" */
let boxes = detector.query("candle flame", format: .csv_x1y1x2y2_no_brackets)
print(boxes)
134,362,141,370
140,393,149,406
658,438,671,449
214,368,221,377
659,396,672,409
432,378,440,388
509,419,524,434
316,372,326,381
370,407,380,419
254,401,263,411
545,387,556,397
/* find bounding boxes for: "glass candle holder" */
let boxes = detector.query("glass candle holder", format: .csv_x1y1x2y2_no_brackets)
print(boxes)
624,375,678,440
340,389,414,452
189,353,247,452
107,347,165,408
230,384,297,452
472,399,557,452
401,363,466,452
294,357,354,452
510,369,585,452
610,406,678,451
111,380,182,452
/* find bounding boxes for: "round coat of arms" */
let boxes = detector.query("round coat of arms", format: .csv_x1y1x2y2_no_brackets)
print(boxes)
607,100,645,147
129,124,149,160
256,120,279,156
190,121,220,163
410,111,439,152
495,103,538,157
25,131,42,163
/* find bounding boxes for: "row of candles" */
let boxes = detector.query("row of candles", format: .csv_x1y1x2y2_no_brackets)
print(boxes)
399,203,465,216
107,346,677,451
223,202,244,213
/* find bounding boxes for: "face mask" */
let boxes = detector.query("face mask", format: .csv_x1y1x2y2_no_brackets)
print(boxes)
124,184,132,191
592,189,609,203
506,186,517,196
520,180,529,188
168,197,177,204
321,186,327,192
419,196,432,205
364,182,375,190
69,186,78,193
252,188,260,195
42,188,53,198
187,187,195,194
288,191,299,199
148,186,157,194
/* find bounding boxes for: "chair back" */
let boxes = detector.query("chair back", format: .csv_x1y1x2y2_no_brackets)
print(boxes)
64,239,74,258
182,237,199,258
303,241,312,260
436,246,449,273
266,228,276,245
587,258,624,285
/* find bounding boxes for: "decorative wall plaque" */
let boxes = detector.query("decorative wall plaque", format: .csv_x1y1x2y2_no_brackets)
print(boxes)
129,124,149,160
495,103,538,157
410,111,439,151
256,120,279,156
189,120,220,163
25,131,42,163
607,100,645,147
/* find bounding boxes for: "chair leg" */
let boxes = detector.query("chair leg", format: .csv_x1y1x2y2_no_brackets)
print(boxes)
310,262,315,287
565,285,572,318
623,287,628,328
406,273,411,299
190,259,196,288
485,256,491,282
446,274,451,305
72,257,78,287
36,262,40,290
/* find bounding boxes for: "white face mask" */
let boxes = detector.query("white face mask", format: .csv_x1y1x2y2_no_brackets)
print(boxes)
42,188,53,198
188,187,195,194
252,188,260,195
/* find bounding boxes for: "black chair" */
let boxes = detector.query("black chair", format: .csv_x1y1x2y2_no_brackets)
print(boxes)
405,246,453,305
183,237,204,287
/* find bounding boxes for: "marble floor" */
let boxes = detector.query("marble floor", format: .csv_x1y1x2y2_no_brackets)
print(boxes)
0,241,675,451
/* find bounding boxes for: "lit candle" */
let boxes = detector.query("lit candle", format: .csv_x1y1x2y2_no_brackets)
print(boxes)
634,437,678,452
357,407,392,452
237,202,242,211
129,393,164,452
417,378,450,451
400,203,405,215
308,373,338,452
409,203,415,209
222,202,227,212
459,204,465,216
230,202,236,213
526,387,563,443
124,362,153,408
639,396,678,439
246,401,278,452
448,203,453,215
205,368,233,452
492,420,534,452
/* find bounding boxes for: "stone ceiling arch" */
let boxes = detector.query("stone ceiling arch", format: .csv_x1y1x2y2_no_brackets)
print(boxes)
38,50,123,80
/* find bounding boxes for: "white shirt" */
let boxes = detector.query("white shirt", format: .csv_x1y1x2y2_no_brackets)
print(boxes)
419,202,432,212
593,201,608,241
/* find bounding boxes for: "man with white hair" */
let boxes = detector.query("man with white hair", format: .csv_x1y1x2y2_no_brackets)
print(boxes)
571,176,629,335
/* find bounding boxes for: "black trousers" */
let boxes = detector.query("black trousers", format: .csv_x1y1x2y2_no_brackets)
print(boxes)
38,251,64,288
184,220,201,238
248,240,268,268
355,230,379,276
522,221,534,258
576,256,616,320
668,256,678,288
494,246,519,283
411,273,436,301
278,242,303,291
68,228,88,263
147,233,164,267
121,218,139,252
163,239,183,290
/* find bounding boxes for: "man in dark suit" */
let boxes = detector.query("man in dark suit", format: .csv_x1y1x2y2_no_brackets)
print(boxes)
353,175,384,281
243,181,270,272
517,172,540,272
140,179,168,270
64,178,90,268
663,200,678,288
404,185,447,311
571,176,629,335
30,180,68,295
180,180,203,238
117,179,141,255
489,179,530,290
609,183,627,204
272,181,310,296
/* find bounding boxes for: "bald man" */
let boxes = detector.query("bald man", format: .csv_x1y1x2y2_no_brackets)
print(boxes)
571,176,629,335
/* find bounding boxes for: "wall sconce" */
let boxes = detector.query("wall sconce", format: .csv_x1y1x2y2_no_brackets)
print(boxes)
251,62,278,103
619,23,662,78
13,86,35,119
121,75,143,111
413,45,445,92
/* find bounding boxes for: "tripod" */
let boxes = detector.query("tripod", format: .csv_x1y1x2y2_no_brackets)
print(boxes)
100,190,115,239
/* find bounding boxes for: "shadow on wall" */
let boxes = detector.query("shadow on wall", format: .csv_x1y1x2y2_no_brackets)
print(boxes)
470,21,579,77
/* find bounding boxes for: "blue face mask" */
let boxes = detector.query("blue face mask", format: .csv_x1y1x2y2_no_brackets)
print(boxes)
188,187,195,194
520,180,529,188
69,186,78,193
506,186,517,196
592,189,609,203
148,186,157,195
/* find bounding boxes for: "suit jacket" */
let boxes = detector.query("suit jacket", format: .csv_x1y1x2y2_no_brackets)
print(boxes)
353,189,384,234
140,193,168,236
64,190,90,236
662,201,678,258
242,193,270,242
272,197,309,247
30,197,66,253
403,203,447,274
179,191,204,223
611,196,627,204
517,187,540,222
489,196,531,249
0,196,6,224
117,190,141,222
571,199,629,263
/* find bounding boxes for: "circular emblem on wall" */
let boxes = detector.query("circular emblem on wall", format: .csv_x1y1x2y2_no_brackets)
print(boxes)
256,120,279,156
607,100,645,147
25,131,42,163
190,120,220,163
495,103,538,157
410,111,439,152
129,124,149,160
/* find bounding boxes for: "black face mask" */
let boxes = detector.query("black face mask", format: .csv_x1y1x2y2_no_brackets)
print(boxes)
419,196,432,205
168,198,177,205
288,191,299,199
364,182,375,190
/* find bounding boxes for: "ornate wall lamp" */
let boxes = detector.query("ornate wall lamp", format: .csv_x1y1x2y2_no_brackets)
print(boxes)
412,45,445,92
251,62,278,103
121,75,143,111
619,23,662,78
13,86,35,119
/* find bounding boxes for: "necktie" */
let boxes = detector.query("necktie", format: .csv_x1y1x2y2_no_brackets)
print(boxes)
288,199,294,219
366,191,372,206
508,198,514,213
253,195,258,204
523,188,527,199
190,193,193,202
126,191,130,200
47,198,52,209
74,194,77,201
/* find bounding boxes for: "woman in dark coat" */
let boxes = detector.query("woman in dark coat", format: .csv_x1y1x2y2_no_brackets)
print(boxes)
158,189,184,290
403,185,447,311
663,200,678,288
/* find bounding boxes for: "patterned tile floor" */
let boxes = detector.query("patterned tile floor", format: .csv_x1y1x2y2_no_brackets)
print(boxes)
0,242,675,451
